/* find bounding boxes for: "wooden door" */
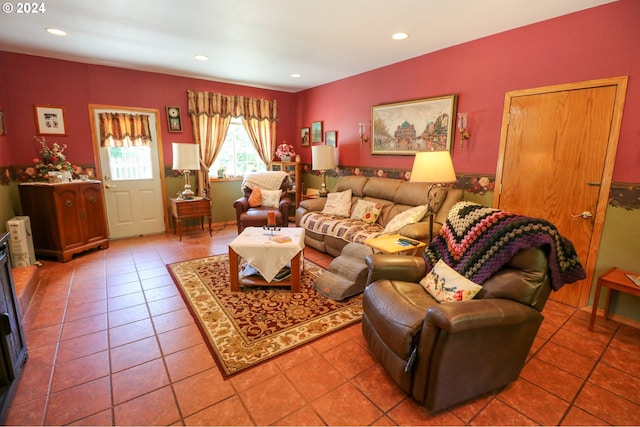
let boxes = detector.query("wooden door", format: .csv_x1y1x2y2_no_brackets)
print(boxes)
494,77,628,307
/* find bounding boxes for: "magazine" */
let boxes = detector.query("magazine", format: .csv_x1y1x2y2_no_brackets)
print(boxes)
625,273,640,287
240,263,291,282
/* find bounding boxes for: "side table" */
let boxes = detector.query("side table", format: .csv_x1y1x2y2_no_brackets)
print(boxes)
170,197,212,241
364,233,426,256
589,267,640,330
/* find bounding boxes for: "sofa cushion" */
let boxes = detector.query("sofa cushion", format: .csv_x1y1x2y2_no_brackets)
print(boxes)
333,175,369,197
261,189,282,208
321,189,352,217
300,212,384,245
363,177,403,201
420,260,482,302
248,186,262,207
350,200,383,224
384,205,429,233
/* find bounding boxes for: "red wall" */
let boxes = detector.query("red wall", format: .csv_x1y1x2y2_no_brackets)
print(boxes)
0,54,296,168
294,0,640,182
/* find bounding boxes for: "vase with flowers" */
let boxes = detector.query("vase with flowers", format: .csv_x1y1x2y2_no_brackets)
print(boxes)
275,142,296,162
33,136,75,181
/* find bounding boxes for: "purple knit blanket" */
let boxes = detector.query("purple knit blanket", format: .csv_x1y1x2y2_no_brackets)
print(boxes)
424,202,586,291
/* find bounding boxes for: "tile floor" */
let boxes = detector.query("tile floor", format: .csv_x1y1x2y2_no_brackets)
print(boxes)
4,225,640,426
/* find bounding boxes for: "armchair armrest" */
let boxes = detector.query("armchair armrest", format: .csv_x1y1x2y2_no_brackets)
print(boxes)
424,298,540,333
233,196,250,214
365,254,426,285
299,198,326,213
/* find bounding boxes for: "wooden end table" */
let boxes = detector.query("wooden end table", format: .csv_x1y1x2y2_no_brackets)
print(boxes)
170,197,212,241
589,267,640,330
364,234,426,255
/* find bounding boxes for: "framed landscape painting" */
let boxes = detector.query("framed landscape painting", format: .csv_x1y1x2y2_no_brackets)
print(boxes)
371,95,456,155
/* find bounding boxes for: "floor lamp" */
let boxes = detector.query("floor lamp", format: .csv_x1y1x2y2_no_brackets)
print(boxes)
172,143,200,199
409,151,457,241
312,145,336,197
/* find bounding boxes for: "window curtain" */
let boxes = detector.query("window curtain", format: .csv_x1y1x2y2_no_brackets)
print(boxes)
99,112,152,147
187,90,278,197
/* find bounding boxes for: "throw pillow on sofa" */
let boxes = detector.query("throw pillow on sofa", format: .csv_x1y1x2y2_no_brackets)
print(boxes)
350,199,382,224
261,189,282,208
321,189,352,217
383,204,428,233
248,186,262,207
420,259,482,302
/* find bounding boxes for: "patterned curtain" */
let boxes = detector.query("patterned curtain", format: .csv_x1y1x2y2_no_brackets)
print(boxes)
99,113,152,147
187,90,278,197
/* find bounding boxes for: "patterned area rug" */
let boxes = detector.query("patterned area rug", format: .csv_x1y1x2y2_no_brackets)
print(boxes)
167,254,363,378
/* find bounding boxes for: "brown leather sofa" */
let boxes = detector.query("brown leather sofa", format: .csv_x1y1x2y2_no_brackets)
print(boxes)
362,246,551,412
233,175,292,233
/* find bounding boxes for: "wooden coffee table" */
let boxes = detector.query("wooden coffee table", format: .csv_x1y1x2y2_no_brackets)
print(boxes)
228,227,305,292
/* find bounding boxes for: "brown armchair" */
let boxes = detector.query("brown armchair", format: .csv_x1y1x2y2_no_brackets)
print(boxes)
233,173,292,233
362,247,551,412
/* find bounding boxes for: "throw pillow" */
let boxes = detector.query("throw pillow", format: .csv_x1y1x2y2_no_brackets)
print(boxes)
248,186,262,207
384,205,428,233
261,189,282,208
350,199,383,224
321,189,352,217
420,260,482,302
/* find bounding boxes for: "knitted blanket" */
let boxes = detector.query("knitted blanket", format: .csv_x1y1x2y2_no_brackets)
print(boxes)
424,201,586,291
241,171,289,192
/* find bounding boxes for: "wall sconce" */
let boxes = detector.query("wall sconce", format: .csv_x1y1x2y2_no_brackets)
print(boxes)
457,113,470,147
358,122,369,147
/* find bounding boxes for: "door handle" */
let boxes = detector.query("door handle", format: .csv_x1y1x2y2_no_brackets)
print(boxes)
572,211,593,219
105,184,117,189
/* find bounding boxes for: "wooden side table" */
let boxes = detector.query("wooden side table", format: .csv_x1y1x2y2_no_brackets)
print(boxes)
589,267,640,330
170,197,212,241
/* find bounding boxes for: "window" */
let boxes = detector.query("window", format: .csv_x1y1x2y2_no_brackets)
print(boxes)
108,146,153,180
210,117,267,178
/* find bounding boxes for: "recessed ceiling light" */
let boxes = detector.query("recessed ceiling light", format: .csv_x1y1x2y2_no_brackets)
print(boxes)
46,28,67,36
392,32,409,40
193,54,208,61
290,73,302,78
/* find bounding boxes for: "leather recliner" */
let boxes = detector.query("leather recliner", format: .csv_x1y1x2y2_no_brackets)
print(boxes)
233,176,292,233
362,246,551,412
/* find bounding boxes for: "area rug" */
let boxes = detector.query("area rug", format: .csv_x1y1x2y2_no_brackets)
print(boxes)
167,254,363,378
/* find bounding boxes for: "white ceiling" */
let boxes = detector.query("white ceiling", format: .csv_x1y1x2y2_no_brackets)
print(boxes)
0,0,615,93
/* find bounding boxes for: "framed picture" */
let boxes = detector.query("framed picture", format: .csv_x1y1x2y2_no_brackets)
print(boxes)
34,105,67,136
166,106,182,132
325,130,337,147
371,95,457,155
301,127,310,146
311,121,323,143
0,111,5,136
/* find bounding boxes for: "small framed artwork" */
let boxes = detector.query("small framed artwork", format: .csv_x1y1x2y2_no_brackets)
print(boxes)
311,121,323,143
301,127,310,146
34,105,67,136
371,94,457,155
166,106,182,132
0,111,5,136
325,130,337,147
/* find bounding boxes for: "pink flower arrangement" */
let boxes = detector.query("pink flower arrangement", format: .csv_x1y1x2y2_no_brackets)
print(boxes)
275,143,296,158
32,136,75,180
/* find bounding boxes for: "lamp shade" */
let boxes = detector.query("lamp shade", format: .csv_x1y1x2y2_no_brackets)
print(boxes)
172,143,200,171
311,145,336,171
410,151,457,183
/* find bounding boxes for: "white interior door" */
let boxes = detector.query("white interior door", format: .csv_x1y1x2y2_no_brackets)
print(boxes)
91,106,167,239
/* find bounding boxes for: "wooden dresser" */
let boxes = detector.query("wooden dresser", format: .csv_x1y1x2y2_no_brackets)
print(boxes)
19,181,109,262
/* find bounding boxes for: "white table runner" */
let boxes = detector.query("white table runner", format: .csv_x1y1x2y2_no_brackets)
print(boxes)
229,227,305,282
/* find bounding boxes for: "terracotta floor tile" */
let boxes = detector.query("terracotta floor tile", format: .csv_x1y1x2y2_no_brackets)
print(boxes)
144,283,180,301
68,409,113,426
311,382,382,426
274,342,318,371
560,406,609,426
137,266,170,280
321,338,376,378
107,291,146,311
108,303,150,328
469,398,536,426
536,341,596,379
164,342,215,382
141,274,176,291
106,271,140,287
519,357,583,401
229,359,282,392
157,323,204,355
309,327,352,354
387,397,465,426
108,317,155,347
351,364,407,412
50,350,110,393
589,362,640,403
45,377,112,425
183,395,254,426
67,287,107,306
574,382,640,426
173,368,235,417
600,345,640,375
113,386,181,426
4,395,46,426
285,354,346,402
10,365,52,406
64,299,108,322
498,378,569,425
23,342,57,371
106,281,142,298
60,313,108,341
611,326,640,353
239,374,305,426
449,393,496,425
272,405,326,426
56,330,108,363
147,295,187,316
551,328,608,360
151,307,196,334
111,358,170,405
110,336,162,373
22,323,62,348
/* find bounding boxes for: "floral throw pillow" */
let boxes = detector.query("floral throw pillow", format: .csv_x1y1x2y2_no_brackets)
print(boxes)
420,260,482,302
321,189,352,217
384,205,428,233
261,189,282,208
248,186,262,207
350,199,382,224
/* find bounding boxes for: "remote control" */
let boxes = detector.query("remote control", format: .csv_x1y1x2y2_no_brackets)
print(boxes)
398,238,419,246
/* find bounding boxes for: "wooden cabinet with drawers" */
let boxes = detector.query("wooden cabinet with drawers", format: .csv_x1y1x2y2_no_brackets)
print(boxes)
19,181,109,262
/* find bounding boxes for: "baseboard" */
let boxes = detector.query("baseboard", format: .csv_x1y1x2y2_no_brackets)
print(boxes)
580,306,640,329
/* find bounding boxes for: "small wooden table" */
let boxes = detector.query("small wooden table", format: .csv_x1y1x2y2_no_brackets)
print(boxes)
364,234,426,255
589,267,640,330
170,197,212,241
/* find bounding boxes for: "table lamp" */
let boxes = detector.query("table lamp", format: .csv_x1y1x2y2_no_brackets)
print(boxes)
410,151,457,241
312,145,336,197
172,143,200,199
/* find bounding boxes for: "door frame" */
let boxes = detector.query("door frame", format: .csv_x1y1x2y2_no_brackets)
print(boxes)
493,76,628,307
88,104,170,235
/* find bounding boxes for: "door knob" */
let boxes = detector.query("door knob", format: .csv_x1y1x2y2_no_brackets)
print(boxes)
572,211,593,219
